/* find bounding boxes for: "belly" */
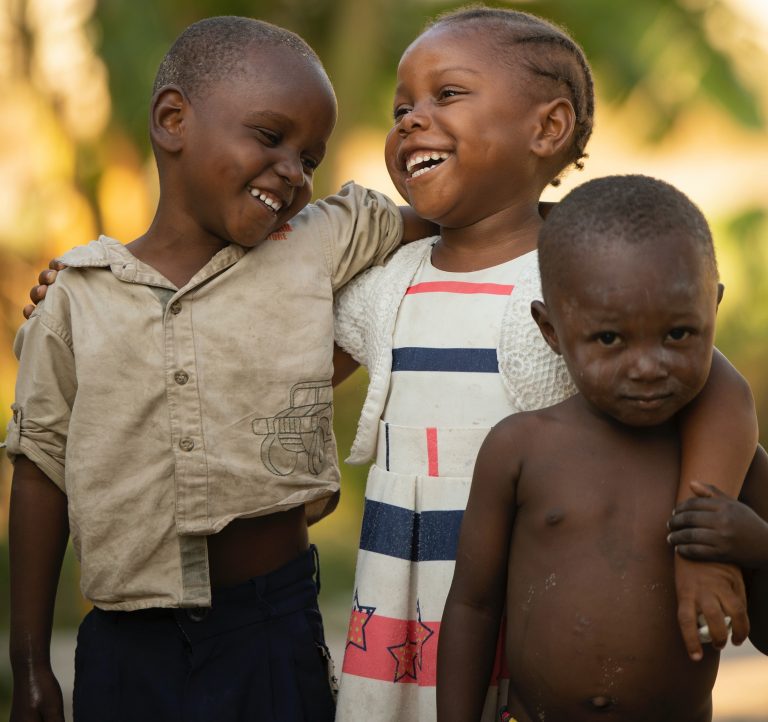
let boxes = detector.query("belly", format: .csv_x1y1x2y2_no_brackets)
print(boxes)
504,551,719,722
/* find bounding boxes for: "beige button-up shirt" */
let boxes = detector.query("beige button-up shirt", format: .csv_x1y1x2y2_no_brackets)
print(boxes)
5,182,402,610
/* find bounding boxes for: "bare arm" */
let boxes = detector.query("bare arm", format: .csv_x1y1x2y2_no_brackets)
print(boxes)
673,348,757,659
437,424,519,722
9,456,69,722
399,206,438,243
677,348,757,503
332,344,360,387
669,446,768,654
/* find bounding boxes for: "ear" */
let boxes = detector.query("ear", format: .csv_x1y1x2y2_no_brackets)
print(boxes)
716,283,724,309
150,86,188,154
531,299,562,355
531,98,576,159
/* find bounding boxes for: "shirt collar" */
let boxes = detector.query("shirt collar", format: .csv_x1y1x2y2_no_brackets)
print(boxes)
57,235,247,291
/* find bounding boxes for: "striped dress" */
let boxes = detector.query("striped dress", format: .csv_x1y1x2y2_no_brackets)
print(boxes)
336,251,531,721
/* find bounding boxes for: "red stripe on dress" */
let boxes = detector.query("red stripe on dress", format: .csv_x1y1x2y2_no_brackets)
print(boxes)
341,613,508,685
405,281,514,295
426,427,439,477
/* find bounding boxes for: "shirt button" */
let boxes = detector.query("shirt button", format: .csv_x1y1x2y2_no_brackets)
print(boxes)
170,301,182,315
174,370,189,385
179,438,195,452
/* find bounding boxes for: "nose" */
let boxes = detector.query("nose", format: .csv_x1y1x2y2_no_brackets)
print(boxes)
626,346,669,382
398,102,431,136
274,153,305,188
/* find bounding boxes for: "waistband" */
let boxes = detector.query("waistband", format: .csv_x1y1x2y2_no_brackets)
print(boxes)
376,420,490,477
95,546,320,643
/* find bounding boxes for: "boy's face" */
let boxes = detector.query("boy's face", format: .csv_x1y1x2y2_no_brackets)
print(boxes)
178,45,336,248
535,237,721,427
384,25,543,228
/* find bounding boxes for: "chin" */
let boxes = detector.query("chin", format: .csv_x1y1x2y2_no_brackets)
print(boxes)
613,406,681,428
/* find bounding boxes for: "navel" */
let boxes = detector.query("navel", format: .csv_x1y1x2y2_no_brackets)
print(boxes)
587,695,616,711
544,508,564,525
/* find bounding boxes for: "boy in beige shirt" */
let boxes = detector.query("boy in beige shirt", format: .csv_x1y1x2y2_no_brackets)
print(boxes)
5,16,427,722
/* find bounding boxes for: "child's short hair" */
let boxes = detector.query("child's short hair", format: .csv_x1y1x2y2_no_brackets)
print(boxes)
538,174,718,298
429,5,594,184
153,16,324,100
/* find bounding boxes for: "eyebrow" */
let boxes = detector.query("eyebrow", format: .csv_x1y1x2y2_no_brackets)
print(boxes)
242,110,292,125
394,65,482,95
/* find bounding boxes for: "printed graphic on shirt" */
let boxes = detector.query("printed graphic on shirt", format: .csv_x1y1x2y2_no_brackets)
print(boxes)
252,380,332,476
266,222,293,241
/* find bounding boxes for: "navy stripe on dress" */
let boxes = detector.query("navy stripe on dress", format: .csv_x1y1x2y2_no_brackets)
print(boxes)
359,499,464,561
391,347,499,373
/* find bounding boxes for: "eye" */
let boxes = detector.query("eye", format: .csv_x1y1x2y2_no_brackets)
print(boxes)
667,327,692,341
254,128,280,146
596,331,620,347
437,87,463,101
393,105,412,122
302,155,320,172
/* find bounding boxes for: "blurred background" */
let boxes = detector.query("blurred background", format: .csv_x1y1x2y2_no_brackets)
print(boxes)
0,0,766,719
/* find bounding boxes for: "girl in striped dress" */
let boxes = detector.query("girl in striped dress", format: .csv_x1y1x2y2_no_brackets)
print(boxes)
333,7,757,722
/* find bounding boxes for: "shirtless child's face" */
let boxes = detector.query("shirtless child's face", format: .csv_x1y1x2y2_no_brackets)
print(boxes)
539,236,721,427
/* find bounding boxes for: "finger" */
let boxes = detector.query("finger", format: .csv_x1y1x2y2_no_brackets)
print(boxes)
22,303,35,320
727,610,749,646
37,268,58,285
29,283,49,305
672,498,721,517
677,600,704,661
697,600,730,650
689,480,727,498
668,509,719,531
719,576,749,645
49,259,66,271
673,543,725,561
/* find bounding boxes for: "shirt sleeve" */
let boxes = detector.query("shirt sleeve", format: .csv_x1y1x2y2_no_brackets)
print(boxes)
4,300,76,492
313,181,403,292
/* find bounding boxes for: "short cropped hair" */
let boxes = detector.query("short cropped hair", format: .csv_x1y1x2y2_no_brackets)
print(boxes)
538,175,718,298
153,16,323,99
429,5,594,184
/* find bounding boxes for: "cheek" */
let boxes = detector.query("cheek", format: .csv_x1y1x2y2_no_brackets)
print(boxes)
384,132,404,182
676,350,713,396
565,348,618,389
294,183,313,213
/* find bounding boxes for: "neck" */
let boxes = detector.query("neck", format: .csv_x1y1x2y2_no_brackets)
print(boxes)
127,213,229,289
432,202,543,272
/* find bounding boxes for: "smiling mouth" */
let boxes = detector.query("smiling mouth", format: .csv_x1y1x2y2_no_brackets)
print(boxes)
405,151,449,178
248,186,283,213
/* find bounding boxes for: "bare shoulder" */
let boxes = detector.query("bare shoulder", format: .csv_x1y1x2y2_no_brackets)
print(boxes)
487,398,574,447
742,444,768,511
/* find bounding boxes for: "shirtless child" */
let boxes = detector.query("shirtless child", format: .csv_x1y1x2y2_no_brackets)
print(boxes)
436,174,768,722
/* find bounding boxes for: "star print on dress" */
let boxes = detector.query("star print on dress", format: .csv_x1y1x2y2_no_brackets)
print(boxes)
346,590,376,651
387,638,419,682
411,600,434,671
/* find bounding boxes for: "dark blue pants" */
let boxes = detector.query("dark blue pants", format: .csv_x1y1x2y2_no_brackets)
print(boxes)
73,546,336,722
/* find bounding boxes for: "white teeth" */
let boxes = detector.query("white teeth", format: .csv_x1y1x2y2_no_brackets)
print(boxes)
249,187,282,212
411,165,438,178
405,151,449,173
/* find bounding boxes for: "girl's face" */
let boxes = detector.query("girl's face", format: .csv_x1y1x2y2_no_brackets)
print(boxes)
385,25,547,229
